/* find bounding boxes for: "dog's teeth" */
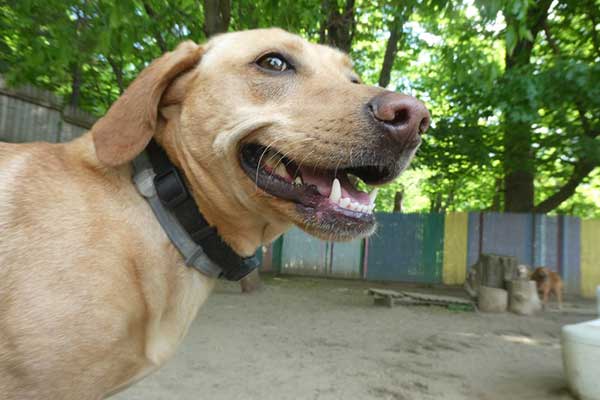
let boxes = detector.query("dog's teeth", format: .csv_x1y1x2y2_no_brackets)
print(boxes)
264,157,275,168
294,176,303,185
274,163,289,179
329,178,341,203
339,197,350,208
369,188,379,204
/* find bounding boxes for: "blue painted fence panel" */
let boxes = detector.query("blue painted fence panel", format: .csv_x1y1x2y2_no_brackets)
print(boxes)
480,212,534,266
562,216,581,294
533,214,559,272
467,213,482,268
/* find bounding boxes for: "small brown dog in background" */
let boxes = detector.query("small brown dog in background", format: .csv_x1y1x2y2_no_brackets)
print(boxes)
530,267,564,309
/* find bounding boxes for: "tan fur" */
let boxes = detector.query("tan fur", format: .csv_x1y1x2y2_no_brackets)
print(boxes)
0,28,421,399
530,267,564,309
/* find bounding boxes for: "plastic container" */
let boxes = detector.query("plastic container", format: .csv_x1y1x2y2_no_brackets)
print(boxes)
597,286,600,317
562,319,600,400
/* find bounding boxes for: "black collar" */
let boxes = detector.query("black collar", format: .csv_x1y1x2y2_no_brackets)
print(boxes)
142,139,259,281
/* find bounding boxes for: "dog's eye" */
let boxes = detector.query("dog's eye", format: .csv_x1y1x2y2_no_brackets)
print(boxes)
350,76,361,84
256,53,292,72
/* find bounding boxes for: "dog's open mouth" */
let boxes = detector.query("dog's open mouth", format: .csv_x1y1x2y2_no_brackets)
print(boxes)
239,143,401,239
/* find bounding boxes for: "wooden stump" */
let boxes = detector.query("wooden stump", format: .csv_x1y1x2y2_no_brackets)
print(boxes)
478,285,508,313
509,280,541,315
240,269,262,293
466,254,519,300
475,254,518,288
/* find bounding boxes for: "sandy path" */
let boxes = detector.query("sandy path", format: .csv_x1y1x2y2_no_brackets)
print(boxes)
114,276,594,400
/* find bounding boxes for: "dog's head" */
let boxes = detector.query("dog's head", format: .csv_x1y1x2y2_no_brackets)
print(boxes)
92,29,429,252
531,267,549,284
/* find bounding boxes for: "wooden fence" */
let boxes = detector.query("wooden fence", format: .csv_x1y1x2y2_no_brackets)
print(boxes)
0,75,96,143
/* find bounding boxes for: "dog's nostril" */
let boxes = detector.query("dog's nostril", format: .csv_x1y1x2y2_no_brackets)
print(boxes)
390,108,410,126
367,103,375,115
368,91,431,141
418,116,430,135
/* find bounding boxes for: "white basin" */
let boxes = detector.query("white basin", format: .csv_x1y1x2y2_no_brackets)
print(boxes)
562,319,600,400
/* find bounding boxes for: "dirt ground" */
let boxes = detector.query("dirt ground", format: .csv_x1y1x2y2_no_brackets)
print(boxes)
113,275,596,400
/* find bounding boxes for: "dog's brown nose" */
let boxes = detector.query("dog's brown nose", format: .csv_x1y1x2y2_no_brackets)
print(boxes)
367,91,430,143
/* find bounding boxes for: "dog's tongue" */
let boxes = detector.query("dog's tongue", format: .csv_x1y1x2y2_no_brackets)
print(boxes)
299,166,371,205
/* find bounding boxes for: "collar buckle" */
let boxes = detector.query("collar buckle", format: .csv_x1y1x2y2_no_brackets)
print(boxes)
154,167,189,209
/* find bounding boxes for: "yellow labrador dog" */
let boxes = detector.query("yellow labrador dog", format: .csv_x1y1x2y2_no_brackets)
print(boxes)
0,28,429,399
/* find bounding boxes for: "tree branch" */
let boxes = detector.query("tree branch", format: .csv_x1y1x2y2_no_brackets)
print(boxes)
378,16,403,88
532,161,598,213
587,0,600,58
543,21,560,55
142,0,168,52
107,55,124,94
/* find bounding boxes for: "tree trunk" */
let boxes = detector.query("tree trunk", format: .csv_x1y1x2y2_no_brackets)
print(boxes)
320,0,356,53
502,0,553,212
203,0,231,38
489,178,503,211
69,63,82,107
503,125,535,212
393,191,403,212
378,16,402,88
430,192,442,213
503,36,536,212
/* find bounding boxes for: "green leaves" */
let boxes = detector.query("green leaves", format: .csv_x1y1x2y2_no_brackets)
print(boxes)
1,0,598,216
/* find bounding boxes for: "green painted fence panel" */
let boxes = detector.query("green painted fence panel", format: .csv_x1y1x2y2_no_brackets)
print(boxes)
279,227,330,276
275,227,364,278
366,213,444,283
330,240,363,278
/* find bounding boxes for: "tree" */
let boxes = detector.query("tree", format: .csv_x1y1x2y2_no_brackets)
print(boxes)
414,0,599,215
319,0,356,52
1,0,598,217
501,0,553,212
203,0,230,37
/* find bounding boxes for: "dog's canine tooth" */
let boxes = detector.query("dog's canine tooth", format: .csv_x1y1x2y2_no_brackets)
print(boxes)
329,178,341,203
274,163,290,179
263,156,276,169
369,188,379,204
294,176,303,185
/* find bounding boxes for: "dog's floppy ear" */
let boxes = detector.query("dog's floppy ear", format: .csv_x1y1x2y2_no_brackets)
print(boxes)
92,41,203,166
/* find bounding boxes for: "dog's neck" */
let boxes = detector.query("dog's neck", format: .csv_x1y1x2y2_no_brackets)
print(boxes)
152,133,291,258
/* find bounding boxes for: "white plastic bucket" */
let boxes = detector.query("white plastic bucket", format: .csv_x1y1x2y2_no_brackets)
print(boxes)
562,319,600,400
597,286,600,317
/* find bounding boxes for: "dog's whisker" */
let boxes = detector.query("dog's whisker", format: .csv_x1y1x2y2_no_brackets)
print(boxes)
255,138,285,193
269,137,315,181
